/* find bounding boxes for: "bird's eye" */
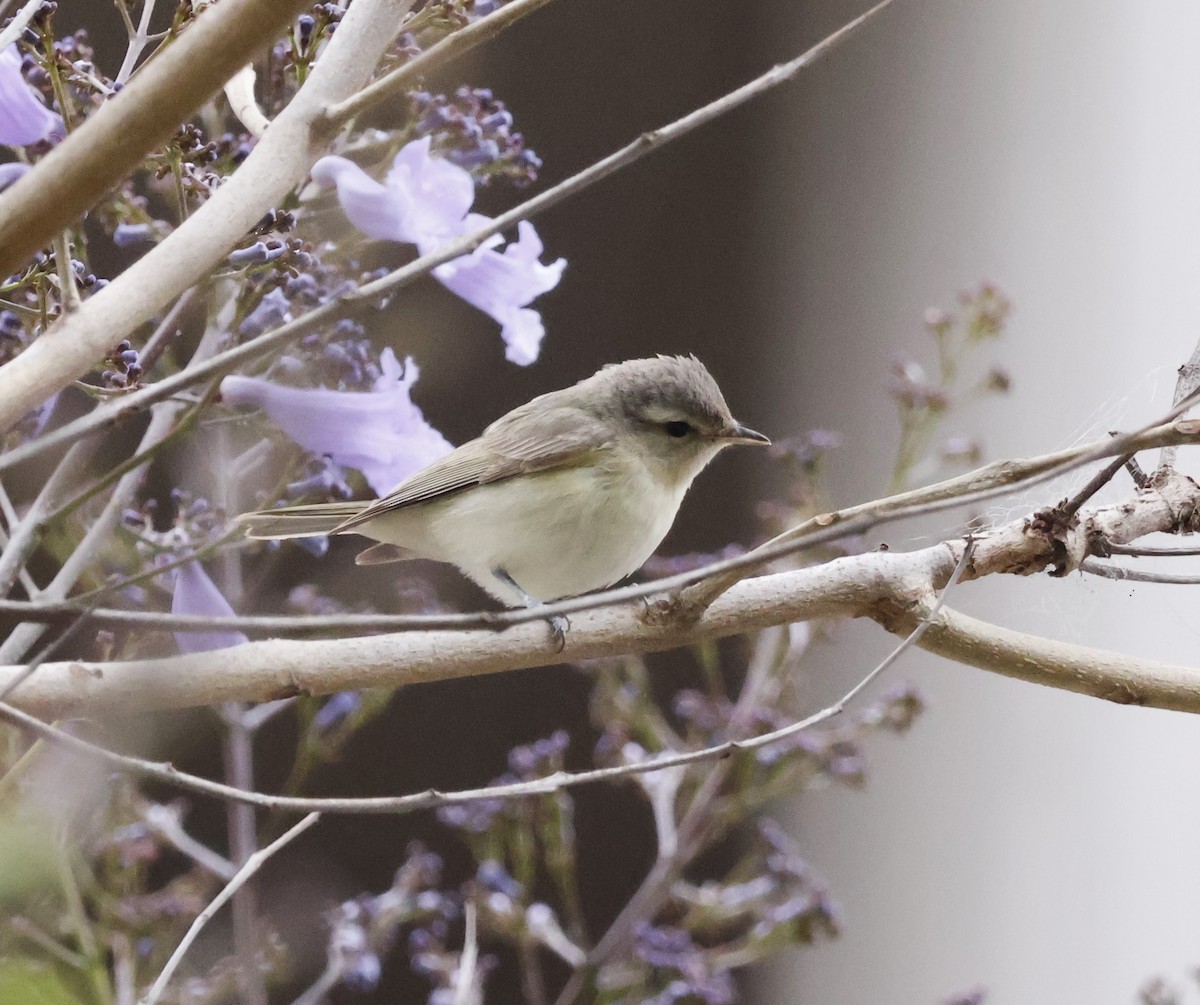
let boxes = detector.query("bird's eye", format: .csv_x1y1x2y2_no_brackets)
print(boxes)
664,420,692,438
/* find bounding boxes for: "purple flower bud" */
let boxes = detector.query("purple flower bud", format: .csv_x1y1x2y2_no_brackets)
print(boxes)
172,562,249,654
477,859,523,898
112,222,153,247
238,288,291,336
312,691,361,735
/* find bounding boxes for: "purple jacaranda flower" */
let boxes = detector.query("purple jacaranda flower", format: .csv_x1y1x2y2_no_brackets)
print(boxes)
172,561,249,654
433,217,564,365
311,138,565,365
221,348,452,495
0,46,62,146
312,137,474,248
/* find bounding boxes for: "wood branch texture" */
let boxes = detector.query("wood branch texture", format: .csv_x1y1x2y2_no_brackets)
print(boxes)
0,0,415,436
3,470,1198,720
0,0,311,279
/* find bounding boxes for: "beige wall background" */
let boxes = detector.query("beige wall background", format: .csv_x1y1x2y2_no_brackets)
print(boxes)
757,1,1200,1001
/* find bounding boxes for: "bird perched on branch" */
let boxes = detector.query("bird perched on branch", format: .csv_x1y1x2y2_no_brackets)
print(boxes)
238,355,769,647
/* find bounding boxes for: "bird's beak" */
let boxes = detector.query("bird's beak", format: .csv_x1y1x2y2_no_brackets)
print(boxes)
720,423,771,446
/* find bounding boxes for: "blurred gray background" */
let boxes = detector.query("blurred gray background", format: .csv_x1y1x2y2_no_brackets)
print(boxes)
51,0,1200,1001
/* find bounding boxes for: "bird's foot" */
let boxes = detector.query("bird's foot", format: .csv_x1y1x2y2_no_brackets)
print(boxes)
547,612,570,652
493,567,570,651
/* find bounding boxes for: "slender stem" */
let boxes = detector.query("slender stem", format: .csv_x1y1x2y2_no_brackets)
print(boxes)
1079,561,1200,585
222,708,268,1005
140,812,320,1005
116,0,160,86
328,0,560,123
0,438,95,597
51,232,81,313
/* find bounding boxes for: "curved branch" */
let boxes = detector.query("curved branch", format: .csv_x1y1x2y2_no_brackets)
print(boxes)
913,605,1200,709
327,0,561,124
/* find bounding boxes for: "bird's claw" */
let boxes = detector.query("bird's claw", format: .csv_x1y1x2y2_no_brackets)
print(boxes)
547,613,570,652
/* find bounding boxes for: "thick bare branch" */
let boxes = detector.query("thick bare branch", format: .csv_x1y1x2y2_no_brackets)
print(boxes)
0,0,415,435
0,0,311,279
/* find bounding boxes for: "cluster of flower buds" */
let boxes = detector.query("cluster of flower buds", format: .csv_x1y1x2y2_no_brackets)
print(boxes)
319,842,461,995
410,87,543,186
101,338,142,388
122,489,227,558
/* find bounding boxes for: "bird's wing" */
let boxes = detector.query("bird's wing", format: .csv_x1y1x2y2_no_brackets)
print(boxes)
332,402,613,533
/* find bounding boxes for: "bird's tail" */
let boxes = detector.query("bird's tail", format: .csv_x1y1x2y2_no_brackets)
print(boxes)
236,501,369,540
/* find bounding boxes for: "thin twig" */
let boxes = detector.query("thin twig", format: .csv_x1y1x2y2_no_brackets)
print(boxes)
223,704,268,1005
328,0,560,123
1102,542,1200,557
140,812,320,1005
1079,560,1200,585
224,64,270,138
454,901,479,1005
1059,448,1135,520
52,232,82,313
136,286,199,375
0,438,96,597
116,0,159,84
142,802,237,880
9,915,89,969
1157,335,1200,477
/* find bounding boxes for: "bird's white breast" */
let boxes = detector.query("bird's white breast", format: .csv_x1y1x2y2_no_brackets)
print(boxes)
361,454,693,604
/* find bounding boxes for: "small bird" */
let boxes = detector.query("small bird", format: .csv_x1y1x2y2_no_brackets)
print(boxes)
238,355,768,645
